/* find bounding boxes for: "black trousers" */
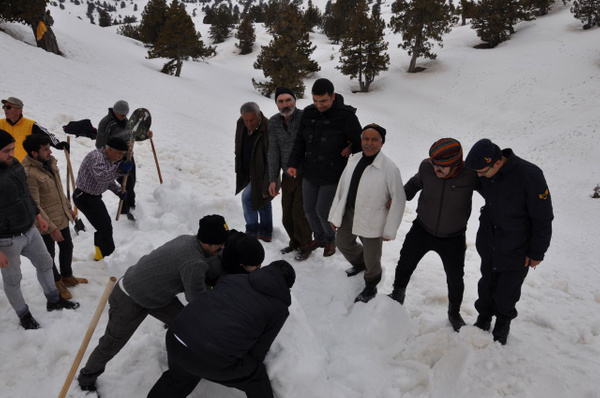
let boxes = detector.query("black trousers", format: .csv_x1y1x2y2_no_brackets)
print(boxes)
42,226,74,280
475,259,529,322
281,174,312,248
117,157,136,214
148,330,274,398
393,221,466,307
73,189,115,257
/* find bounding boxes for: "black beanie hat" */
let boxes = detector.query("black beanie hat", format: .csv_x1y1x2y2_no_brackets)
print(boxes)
197,215,229,245
236,236,265,266
465,138,502,170
275,87,296,101
0,129,15,150
362,123,386,144
107,137,128,151
270,260,296,289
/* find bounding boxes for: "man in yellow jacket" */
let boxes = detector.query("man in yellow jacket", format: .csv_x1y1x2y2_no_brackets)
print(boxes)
22,134,88,300
1,97,68,161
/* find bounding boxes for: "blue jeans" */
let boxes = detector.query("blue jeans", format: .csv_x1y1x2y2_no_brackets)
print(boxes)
241,183,272,237
0,226,59,318
302,179,337,243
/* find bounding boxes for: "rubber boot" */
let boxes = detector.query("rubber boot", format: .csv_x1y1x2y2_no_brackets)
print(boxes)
94,246,104,261
492,318,511,345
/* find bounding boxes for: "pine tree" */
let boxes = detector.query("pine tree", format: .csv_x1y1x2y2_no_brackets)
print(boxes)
337,0,389,92
138,0,168,46
98,8,112,27
571,0,600,29
252,2,320,97
0,0,62,55
236,13,256,55
389,0,457,73
323,0,359,43
209,4,235,44
148,0,215,77
470,0,533,48
304,0,323,32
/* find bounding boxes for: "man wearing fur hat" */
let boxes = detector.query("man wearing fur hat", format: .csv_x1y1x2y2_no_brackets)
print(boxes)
465,138,553,344
0,96,69,161
388,138,479,331
329,124,406,303
267,87,314,260
78,215,231,393
73,137,133,260
96,100,153,220
0,130,79,331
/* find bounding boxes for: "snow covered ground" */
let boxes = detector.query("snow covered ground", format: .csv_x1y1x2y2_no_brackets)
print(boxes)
1,4,599,397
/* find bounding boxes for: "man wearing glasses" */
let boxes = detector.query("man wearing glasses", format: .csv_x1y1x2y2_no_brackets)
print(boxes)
465,138,553,345
0,96,68,161
388,138,479,331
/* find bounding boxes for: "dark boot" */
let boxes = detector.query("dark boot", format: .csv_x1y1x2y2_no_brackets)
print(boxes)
492,318,511,345
387,286,406,305
323,241,336,257
19,312,41,330
47,296,81,311
345,263,366,277
355,279,379,303
474,314,492,331
448,303,466,332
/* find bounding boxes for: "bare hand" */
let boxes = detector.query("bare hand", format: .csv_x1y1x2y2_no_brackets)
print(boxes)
341,143,352,157
525,257,542,268
0,251,8,268
383,238,391,241
69,209,77,219
287,167,297,178
329,222,337,232
147,130,154,138
268,182,279,197
37,215,48,233
50,228,64,242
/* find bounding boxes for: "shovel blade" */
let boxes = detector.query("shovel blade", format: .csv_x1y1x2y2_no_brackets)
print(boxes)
74,218,86,234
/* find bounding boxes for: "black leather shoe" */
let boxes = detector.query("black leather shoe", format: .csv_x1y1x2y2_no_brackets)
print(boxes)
492,318,511,345
474,315,492,331
387,287,406,305
47,297,80,311
19,312,41,330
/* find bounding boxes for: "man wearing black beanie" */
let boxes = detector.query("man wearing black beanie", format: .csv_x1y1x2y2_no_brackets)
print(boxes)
78,215,231,392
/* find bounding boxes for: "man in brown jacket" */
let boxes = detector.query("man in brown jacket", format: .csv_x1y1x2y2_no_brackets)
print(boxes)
234,102,273,242
22,134,87,299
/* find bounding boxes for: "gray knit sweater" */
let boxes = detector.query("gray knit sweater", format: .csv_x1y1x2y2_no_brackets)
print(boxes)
267,108,303,182
122,235,223,309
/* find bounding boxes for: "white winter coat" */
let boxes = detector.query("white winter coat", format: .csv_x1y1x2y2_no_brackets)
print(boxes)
328,150,406,239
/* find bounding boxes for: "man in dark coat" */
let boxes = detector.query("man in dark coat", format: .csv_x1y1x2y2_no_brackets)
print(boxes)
466,138,553,345
235,102,273,241
287,78,362,257
147,260,296,398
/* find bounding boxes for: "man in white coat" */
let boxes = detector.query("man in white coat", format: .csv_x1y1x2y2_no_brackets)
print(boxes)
329,124,406,303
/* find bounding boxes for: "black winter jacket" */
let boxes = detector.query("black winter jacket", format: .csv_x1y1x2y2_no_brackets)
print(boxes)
0,159,39,237
476,149,553,270
170,265,291,362
288,94,362,185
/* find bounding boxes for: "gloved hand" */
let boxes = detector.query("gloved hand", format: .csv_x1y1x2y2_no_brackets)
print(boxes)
57,141,70,153
119,160,133,173
116,191,128,201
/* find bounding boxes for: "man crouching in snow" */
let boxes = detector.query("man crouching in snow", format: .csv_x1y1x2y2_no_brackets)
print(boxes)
147,260,295,398
328,124,406,303
78,215,239,392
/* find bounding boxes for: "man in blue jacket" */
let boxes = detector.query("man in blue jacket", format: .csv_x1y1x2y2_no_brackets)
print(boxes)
147,260,295,398
466,139,553,345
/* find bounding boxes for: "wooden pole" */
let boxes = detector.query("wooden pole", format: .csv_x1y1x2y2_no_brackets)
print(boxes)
116,138,135,221
63,137,78,217
58,277,117,398
149,137,163,184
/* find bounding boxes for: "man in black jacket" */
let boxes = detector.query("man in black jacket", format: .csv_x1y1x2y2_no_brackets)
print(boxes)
147,260,295,398
287,78,362,257
466,138,553,345
0,130,78,330
388,139,479,331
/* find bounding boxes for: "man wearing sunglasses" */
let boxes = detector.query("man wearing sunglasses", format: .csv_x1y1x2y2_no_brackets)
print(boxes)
0,97,69,161
388,138,479,332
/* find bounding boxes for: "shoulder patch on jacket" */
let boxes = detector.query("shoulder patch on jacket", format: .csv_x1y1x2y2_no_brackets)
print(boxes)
538,189,549,200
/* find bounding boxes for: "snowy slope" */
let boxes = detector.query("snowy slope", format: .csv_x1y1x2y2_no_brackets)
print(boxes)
1,4,599,398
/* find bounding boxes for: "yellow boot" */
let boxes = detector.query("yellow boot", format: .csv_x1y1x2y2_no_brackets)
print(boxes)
55,279,73,300
94,246,104,261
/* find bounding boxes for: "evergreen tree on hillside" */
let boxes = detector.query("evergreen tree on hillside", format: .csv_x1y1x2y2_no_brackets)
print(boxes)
389,0,457,73
470,0,534,48
148,0,215,77
304,0,323,32
139,0,168,46
323,0,359,43
236,13,256,54
0,0,62,55
264,1,281,31
459,0,477,25
337,0,389,92
571,0,600,29
98,8,112,27
252,2,320,97
209,4,235,43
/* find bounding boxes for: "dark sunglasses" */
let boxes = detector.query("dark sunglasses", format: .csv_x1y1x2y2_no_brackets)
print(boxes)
2,105,19,110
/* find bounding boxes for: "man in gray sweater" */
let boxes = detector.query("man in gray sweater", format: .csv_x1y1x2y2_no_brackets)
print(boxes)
78,215,230,392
